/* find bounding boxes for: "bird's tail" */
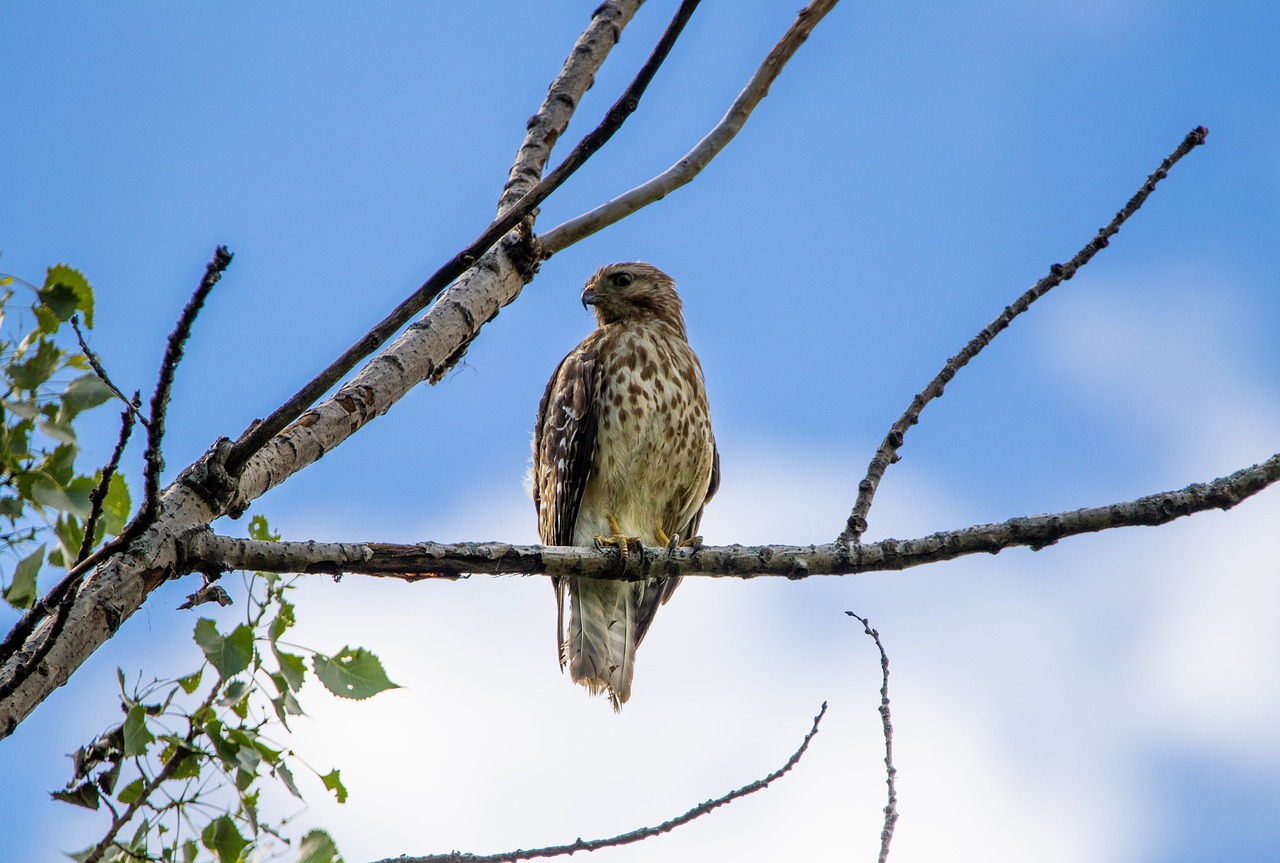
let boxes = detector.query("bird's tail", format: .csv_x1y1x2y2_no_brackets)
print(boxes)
564,576,652,710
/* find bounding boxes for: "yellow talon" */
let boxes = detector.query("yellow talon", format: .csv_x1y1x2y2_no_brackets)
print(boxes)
594,514,641,562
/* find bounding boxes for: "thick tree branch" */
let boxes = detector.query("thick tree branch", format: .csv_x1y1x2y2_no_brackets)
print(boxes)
224,0,701,476
375,703,827,863
839,125,1210,543
188,453,1280,580
538,0,840,257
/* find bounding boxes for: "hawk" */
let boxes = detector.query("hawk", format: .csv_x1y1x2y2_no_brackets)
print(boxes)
533,262,719,709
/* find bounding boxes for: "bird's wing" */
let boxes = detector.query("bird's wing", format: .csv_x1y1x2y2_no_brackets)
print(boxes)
533,338,601,662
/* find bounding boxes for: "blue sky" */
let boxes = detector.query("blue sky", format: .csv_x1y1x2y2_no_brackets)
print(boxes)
3,1,1280,861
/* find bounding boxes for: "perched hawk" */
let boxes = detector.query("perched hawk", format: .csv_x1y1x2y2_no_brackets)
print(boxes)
533,263,719,709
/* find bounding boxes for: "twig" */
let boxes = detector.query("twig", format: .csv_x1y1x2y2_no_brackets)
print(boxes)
142,246,233,523
185,449,1280,580
223,0,704,477
839,126,1210,543
376,703,828,863
847,613,898,863
76,402,137,564
70,317,150,427
83,686,219,863
539,0,841,256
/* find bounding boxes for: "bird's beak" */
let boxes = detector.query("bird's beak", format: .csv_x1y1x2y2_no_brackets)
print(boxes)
581,287,598,311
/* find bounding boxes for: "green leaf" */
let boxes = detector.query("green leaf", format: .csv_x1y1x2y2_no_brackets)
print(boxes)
3,399,40,421
116,777,146,805
201,815,247,863
193,619,253,680
52,781,100,810
8,338,62,392
100,472,132,535
42,264,94,329
61,373,114,418
276,762,303,800
268,599,295,643
181,839,199,863
320,768,348,804
177,667,203,695
247,514,279,542
219,679,251,707
297,829,343,863
313,647,399,700
37,416,77,445
4,543,44,609
122,703,155,757
275,649,306,693
32,480,80,516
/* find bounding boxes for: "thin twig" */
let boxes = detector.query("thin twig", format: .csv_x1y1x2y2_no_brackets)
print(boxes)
847,613,898,863
839,126,1210,543
70,316,149,427
83,687,219,863
76,402,137,564
377,703,828,863
142,246,233,523
186,450,1280,581
223,0,705,477
539,0,841,256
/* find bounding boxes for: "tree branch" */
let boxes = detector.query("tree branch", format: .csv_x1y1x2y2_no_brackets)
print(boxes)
71,316,149,427
187,452,1280,580
76,403,136,564
374,703,827,863
223,0,702,477
538,0,840,257
847,613,898,863
142,246,233,523
839,125,1210,543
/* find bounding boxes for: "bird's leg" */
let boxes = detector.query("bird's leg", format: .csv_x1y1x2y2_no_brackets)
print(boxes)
655,526,703,551
594,514,642,563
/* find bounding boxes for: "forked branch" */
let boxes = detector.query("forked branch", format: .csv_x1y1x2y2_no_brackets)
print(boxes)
539,0,841,256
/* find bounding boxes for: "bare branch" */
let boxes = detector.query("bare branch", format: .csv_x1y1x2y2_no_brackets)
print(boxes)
539,0,841,256
70,317,149,427
224,0,703,477
142,246,233,523
839,125,1210,543
847,613,898,863
76,403,136,564
189,452,1280,580
374,703,828,863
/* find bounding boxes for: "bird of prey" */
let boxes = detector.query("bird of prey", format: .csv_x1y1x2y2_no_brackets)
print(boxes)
533,262,719,709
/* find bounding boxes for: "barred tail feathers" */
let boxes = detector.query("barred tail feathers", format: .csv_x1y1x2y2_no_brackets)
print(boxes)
566,576,645,710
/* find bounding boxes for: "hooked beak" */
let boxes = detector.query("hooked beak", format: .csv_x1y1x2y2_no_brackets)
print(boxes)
581,287,598,311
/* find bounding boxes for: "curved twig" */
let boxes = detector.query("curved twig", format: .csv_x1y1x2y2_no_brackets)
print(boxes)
70,317,149,427
224,0,704,477
847,613,898,863
375,703,827,863
839,126,1209,543
538,0,841,256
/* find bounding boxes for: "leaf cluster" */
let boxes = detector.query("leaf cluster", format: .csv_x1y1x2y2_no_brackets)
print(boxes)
0,265,131,608
55,517,398,863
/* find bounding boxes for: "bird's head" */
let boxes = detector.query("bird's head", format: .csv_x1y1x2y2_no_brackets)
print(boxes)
581,262,686,335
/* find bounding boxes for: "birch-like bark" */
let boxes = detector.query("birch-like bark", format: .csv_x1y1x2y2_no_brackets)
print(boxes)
539,0,839,257
0,1,642,738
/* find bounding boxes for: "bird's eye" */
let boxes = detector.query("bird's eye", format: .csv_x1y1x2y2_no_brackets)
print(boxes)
611,272,634,288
